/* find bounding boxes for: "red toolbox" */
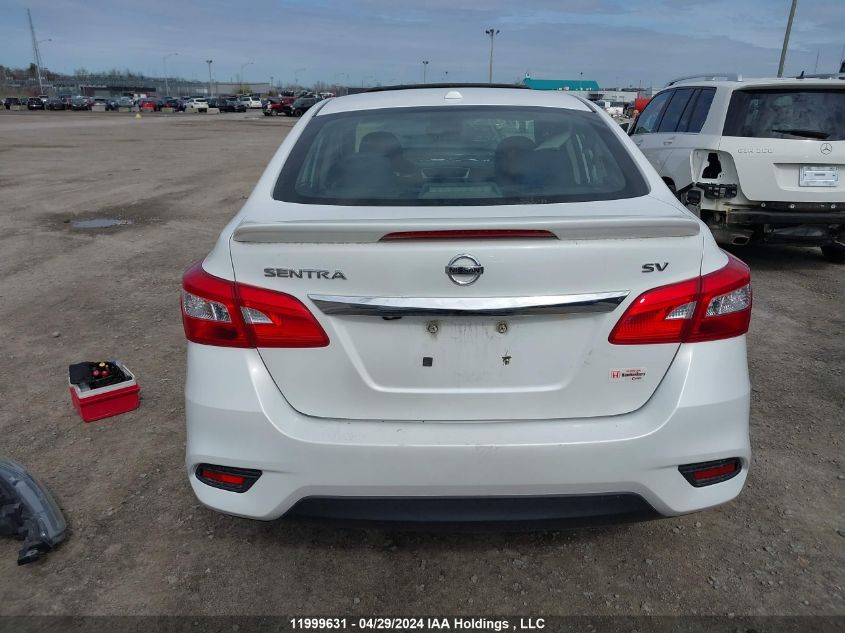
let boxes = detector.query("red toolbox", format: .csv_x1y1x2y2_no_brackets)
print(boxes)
69,362,139,422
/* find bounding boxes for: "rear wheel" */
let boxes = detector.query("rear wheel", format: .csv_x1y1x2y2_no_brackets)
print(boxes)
821,241,845,263
294,108,304,117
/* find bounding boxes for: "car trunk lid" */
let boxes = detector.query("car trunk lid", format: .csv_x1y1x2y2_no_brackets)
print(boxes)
228,202,704,421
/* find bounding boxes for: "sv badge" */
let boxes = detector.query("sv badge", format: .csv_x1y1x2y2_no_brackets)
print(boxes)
642,262,668,273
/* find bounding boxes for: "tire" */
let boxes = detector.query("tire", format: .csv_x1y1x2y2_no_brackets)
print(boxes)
821,241,845,263
294,108,303,117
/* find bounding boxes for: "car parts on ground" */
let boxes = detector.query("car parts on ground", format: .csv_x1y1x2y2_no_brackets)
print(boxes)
0,459,67,565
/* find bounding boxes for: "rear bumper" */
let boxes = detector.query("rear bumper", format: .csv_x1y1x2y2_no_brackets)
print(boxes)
285,494,659,527
185,338,751,522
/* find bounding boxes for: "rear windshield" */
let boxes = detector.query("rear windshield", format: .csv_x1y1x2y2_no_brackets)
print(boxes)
273,105,649,206
723,88,845,141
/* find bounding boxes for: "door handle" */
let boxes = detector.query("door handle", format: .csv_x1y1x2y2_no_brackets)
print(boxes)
662,136,676,146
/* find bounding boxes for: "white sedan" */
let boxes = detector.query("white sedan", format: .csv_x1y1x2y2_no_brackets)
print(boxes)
181,86,752,524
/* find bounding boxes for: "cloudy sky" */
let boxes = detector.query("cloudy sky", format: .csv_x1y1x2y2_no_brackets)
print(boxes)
1,0,844,87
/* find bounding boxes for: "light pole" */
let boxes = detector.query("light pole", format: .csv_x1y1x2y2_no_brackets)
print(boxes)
294,68,306,87
485,28,500,83
239,61,254,91
205,60,213,97
162,52,178,96
778,0,798,77
422,60,429,84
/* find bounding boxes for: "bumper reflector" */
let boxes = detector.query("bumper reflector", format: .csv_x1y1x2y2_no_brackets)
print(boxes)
196,464,262,493
679,458,741,487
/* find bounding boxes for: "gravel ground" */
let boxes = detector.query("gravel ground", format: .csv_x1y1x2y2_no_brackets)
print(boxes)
0,110,842,618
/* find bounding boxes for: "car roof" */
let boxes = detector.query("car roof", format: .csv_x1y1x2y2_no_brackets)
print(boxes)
318,86,592,115
667,76,845,90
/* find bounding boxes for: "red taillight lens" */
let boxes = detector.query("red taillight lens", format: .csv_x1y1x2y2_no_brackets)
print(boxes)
181,261,329,348
202,469,244,485
609,254,751,345
236,283,330,348
196,464,262,492
679,458,741,487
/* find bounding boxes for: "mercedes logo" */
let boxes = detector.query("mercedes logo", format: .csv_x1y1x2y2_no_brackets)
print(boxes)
821,142,833,155
445,254,484,286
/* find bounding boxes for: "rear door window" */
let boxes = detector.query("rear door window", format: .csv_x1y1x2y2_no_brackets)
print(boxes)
723,88,845,141
681,88,716,133
657,88,695,133
631,90,672,134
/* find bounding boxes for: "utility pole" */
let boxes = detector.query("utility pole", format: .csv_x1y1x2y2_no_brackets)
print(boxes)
422,60,429,84
485,28,500,84
27,9,45,93
205,60,213,97
777,0,798,77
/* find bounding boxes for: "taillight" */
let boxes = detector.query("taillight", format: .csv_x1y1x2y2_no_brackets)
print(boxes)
181,261,329,348
609,253,751,345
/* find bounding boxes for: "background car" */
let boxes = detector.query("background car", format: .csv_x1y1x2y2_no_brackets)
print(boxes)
137,97,160,111
71,95,92,110
3,97,22,109
211,97,247,113
284,95,321,116
631,74,845,261
26,97,45,110
184,98,209,112
45,96,66,110
263,96,295,116
237,94,262,109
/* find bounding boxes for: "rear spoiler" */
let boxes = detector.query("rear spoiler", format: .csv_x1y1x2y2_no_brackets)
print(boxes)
232,216,700,243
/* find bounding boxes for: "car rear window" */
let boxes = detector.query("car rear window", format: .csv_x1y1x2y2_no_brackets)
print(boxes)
273,105,649,206
723,88,845,141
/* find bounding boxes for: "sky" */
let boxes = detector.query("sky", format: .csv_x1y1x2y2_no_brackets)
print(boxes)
1,0,844,88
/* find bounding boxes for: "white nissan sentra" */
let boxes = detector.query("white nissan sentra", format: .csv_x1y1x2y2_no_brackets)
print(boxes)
182,85,752,524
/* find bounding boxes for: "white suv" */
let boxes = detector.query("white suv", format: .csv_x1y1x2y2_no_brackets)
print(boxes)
238,95,262,109
181,86,752,524
631,73,844,262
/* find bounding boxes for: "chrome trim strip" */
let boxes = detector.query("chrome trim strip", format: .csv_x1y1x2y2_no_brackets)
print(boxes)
308,291,629,317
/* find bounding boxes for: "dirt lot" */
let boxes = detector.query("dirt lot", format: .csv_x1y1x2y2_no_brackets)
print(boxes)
0,110,842,619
